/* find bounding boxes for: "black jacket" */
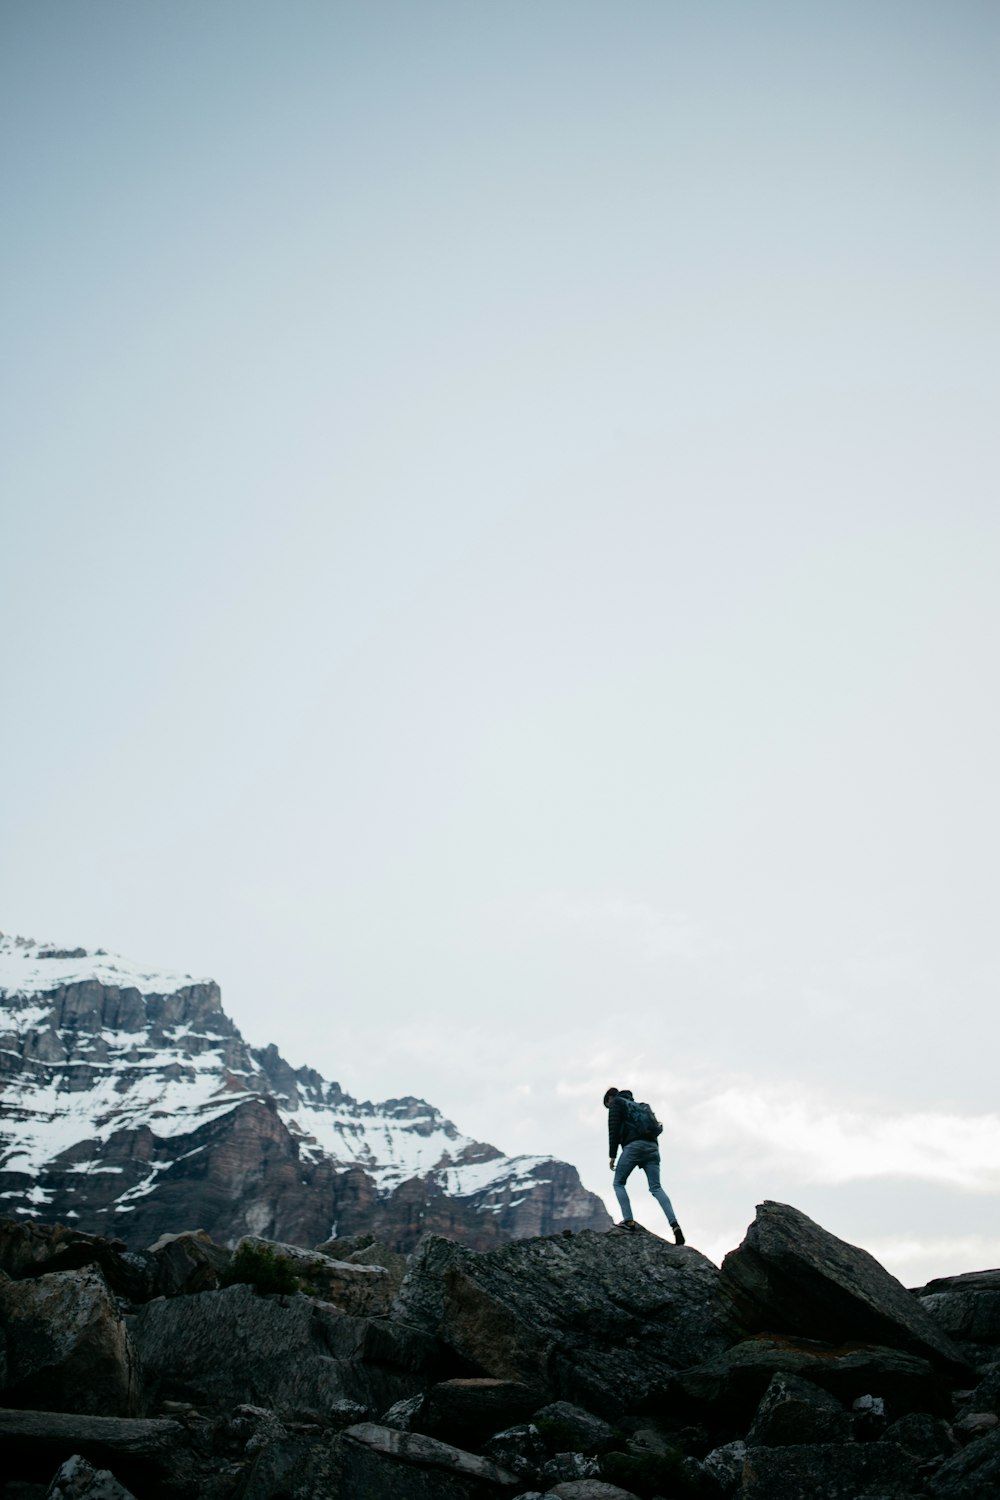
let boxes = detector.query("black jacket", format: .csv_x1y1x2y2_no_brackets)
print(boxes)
608,1090,661,1158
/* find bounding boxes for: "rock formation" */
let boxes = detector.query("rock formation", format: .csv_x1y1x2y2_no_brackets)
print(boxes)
1,1202,998,1498
0,933,610,1251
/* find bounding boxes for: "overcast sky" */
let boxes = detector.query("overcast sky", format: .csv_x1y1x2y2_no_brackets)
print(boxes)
2,0,998,1283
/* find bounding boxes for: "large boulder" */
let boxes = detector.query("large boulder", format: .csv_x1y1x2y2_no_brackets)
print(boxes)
673,1333,951,1429
421,1378,540,1448
0,1269,141,1416
718,1202,970,1377
127,1282,429,1416
741,1438,922,1498
393,1226,723,1420
146,1231,231,1298
745,1370,852,1446
916,1269,1000,1364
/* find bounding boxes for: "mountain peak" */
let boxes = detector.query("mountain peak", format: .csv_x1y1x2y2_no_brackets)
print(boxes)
0,932,611,1250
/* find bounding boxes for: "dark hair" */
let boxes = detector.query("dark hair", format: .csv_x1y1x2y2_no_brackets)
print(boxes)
603,1087,619,1108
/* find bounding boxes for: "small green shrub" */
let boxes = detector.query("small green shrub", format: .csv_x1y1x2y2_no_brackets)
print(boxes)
601,1446,705,1499
219,1242,301,1296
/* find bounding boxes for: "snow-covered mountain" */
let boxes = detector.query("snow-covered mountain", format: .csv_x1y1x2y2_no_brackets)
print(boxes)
0,933,610,1249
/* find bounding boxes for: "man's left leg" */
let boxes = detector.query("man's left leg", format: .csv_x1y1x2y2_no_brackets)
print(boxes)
641,1151,685,1244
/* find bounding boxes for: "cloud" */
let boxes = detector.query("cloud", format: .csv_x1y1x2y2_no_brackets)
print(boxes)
686,1086,1000,1193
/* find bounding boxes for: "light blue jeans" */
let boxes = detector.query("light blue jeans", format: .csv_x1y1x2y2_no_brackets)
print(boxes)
613,1139,677,1224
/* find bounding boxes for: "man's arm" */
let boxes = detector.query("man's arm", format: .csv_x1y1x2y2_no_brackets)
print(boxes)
608,1096,623,1166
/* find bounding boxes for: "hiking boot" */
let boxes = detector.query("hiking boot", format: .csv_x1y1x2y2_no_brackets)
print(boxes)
672,1223,685,1245
616,1219,639,1229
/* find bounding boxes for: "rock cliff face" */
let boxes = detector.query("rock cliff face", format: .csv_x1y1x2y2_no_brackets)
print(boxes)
0,933,610,1250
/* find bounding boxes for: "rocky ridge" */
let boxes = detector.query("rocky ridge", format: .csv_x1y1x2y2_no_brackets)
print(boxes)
0,933,610,1251
1,1200,998,1500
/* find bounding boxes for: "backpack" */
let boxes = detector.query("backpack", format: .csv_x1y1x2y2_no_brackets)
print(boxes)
622,1098,661,1140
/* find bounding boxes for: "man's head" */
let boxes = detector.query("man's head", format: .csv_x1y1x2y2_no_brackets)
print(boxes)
603,1087,619,1109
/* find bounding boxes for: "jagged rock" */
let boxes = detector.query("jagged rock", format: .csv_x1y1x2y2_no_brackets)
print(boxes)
929,1423,1000,1497
335,1421,520,1496
701,1439,746,1494
717,1202,970,1378
382,1393,427,1430
673,1334,951,1428
0,1268,141,1416
741,1439,922,1497
44,1453,137,1499
146,1230,231,1298
127,1281,428,1416
393,1227,723,1420
235,1235,393,1315
423,1379,540,1448
745,1370,852,1446
532,1402,617,1456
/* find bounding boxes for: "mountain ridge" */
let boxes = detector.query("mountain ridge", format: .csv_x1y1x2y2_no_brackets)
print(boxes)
0,931,611,1249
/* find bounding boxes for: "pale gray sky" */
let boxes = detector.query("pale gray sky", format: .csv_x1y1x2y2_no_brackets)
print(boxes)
2,0,998,1281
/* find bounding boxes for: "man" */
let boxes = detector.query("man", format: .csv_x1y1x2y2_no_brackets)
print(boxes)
605,1086,685,1244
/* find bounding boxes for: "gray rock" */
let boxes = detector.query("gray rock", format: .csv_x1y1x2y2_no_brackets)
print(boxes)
929,1424,1000,1498
532,1402,617,1455
540,1452,601,1484
0,1268,141,1416
702,1439,746,1494
853,1392,888,1439
328,1397,371,1428
127,1281,425,1415
742,1439,922,1498
675,1334,950,1426
0,1221,154,1304
382,1393,427,1430
916,1270,1000,1348
747,1370,852,1446
424,1379,541,1448
883,1411,958,1458
717,1202,970,1377
334,1422,519,1497
146,1230,231,1298
954,1410,999,1441
482,1423,548,1481
394,1227,723,1420
45,1454,137,1499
